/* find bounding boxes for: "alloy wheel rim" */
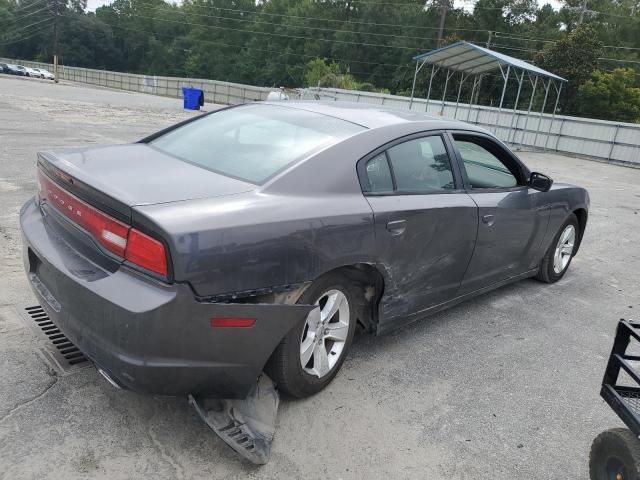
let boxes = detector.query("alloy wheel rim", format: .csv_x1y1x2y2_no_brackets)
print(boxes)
300,289,350,378
553,224,576,274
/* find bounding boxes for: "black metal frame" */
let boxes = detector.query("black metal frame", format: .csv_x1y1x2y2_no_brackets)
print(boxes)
601,320,640,436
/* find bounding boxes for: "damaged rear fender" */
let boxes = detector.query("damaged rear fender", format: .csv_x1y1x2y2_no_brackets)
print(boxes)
177,295,317,398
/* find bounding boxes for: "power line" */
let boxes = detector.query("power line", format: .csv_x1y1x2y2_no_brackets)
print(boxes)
490,43,541,53
599,57,640,65
494,32,640,54
104,0,491,34
0,5,51,28
603,45,640,51
95,11,428,51
345,0,553,11
102,0,640,20
1,16,53,33
130,1,443,43
61,15,414,72
11,0,47,13
0,29,50,46
494,32,557,44
0,20,52,45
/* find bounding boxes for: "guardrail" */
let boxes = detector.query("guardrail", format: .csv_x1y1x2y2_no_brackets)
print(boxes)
2,58,639,166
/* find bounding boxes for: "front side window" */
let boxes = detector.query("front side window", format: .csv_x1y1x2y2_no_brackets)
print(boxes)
453,136,521,189
150,104,364,184
386,136,455,193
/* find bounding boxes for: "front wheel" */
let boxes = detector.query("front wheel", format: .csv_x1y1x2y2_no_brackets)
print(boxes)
535,213,579,283
590,428,640,480
266,272,358,398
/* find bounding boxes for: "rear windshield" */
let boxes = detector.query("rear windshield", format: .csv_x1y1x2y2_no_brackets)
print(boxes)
150,104,364,184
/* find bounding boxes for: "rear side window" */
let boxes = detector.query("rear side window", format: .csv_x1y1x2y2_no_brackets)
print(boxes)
365,153,393,193
386,136,455,193
150,104,364,184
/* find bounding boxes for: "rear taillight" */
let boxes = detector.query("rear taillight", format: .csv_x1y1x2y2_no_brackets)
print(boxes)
125,228,168,277
38,170,129,256
38,169,168,278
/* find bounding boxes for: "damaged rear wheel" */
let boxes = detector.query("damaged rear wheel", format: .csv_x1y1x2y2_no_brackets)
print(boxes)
267,273,358,398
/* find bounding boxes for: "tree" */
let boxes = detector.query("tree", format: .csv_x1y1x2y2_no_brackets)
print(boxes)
534,25,604,115
0,0,638,123
578,68,640,123
304,58,340,87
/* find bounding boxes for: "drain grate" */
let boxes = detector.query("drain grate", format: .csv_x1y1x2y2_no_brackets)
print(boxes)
19,304,92,375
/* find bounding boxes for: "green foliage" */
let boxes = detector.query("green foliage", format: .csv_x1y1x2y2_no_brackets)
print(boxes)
304,58,340,87
304,58,388,92
578,68,640,123
0,0,638,122
534,25,604,114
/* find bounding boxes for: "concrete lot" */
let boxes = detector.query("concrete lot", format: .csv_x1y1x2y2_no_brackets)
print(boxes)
0,75,638,480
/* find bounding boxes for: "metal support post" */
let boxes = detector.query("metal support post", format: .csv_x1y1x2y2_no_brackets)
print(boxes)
533,78,550,149
454,72,467,119
519,74,538,149
507,69,525,144
441,69,455,115
543,81,563,150
495,64,511,135
466,75,479,123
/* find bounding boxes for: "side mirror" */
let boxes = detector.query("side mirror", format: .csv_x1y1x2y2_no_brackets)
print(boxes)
529,172,553,192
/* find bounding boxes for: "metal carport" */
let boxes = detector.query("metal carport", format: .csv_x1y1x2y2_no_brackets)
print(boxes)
409,41,567,145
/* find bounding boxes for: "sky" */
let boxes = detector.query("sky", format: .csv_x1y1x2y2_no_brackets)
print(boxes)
86,0,565,13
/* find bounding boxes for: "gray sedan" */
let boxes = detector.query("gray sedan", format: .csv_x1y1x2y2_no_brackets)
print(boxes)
20,102,589,400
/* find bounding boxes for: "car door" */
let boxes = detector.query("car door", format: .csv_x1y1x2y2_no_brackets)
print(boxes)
449,131,550,295
358,132,479,327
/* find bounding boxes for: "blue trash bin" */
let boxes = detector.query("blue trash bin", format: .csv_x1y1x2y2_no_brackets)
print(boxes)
182,87,204,110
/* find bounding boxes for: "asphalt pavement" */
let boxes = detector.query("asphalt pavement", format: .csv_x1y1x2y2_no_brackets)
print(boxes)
0,75,638,479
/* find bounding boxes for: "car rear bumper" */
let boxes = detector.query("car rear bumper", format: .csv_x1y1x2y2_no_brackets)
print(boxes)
20,197,313,398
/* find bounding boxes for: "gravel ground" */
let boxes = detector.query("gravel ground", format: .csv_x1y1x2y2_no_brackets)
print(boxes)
0,75,638,480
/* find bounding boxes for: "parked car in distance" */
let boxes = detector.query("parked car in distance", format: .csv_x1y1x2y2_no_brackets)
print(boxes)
14,65,28,76
21,102,589,401
6,64,25,76
31,68,55,80
25,67,40,77
0,63,11,74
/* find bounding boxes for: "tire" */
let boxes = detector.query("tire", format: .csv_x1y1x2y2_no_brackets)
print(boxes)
535,213,579,283
266,272,358,398
589,428,640,480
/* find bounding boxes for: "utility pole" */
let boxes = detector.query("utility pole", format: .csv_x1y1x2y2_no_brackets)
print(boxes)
52,0,59,83
437,0,447,47
578,0,587,24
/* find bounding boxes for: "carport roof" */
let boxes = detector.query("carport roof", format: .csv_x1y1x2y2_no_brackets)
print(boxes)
413,41,566,82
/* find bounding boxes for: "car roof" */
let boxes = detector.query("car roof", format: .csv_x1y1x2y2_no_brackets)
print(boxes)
260,100,483,132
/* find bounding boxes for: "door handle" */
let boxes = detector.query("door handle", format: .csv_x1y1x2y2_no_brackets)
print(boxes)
482,214,495,226
386,219,406,236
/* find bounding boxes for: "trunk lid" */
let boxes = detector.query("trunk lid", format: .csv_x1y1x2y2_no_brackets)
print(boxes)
39,144,255,208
